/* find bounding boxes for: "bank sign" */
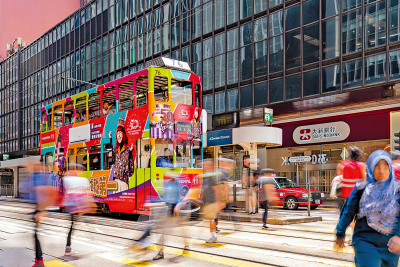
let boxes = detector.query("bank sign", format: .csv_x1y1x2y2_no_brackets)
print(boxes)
293,121,350,145
206,129,233,146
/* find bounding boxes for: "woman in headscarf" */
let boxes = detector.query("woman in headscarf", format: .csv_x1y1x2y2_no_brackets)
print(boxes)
335,150,400,267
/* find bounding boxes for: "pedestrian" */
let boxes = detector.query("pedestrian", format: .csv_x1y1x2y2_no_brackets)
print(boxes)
30,161,59,267
201,159,228,243
255,168,277,230
62,175,97,256
335,150,400,267
331,164,345,210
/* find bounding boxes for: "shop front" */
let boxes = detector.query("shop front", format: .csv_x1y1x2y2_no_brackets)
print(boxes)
269,110,393,194
204,126,282,210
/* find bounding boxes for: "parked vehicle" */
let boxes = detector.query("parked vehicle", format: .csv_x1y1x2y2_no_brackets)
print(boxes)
258,177,326,210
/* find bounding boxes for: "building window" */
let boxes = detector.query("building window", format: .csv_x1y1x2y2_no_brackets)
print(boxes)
203,58,213,90
365,1,386,49
192,7,201,38
215,54,225,87
255,16,268,42
254,40,267,77
390,50,400,80
240,85,252,108
215,91,226,113
269,35,283,73
322,64,340,93
303,69,319,96
322,0,339,18
343,0,361,12
227,88,238,110
303,0,319,25
227,50,238,84
254,82,267,106
365,53,387,85
269,78,283,103
286,29,301,69
215,0,225,29
342,9,362,55
285,4,300,31
322,16,340,60
303,23,320,65
203,2,212,34
269,0,282,8
203,94,213,113
286,74,301,100
269,11,282,37
389,0,400,42
343,59,362,89
227,0,238,24
240,0,252,19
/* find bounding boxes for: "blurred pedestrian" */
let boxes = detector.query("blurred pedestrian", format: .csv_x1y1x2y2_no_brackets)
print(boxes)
331,164,345,210
62,175,97,256
30,161,59,267
335,150,400,266
391,151,400,180
201,159,227,243
255,168,277,230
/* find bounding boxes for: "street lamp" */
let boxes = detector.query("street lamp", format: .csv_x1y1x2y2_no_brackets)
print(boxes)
60,76,98,87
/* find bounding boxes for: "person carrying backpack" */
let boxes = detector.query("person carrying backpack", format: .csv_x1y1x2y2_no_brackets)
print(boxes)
335,150,400,267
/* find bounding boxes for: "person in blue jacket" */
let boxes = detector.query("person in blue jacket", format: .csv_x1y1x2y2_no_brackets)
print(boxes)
156,148,173,168
335,149,400,267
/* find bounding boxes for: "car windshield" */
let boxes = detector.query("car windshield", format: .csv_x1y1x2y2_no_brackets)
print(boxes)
275,178,299,188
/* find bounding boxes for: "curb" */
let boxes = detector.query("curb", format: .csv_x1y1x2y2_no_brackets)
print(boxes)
219,213,322,225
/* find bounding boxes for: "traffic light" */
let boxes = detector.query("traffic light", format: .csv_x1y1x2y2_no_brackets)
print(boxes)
395,132,400,151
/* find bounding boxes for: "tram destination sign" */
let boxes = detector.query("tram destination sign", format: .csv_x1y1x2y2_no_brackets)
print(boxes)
288,156,312,163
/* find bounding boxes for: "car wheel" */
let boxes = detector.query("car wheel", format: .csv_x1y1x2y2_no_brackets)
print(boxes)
285,196,299,210
310,205,318,210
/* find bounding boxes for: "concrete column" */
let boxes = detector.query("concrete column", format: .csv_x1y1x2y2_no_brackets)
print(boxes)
11,166,19,197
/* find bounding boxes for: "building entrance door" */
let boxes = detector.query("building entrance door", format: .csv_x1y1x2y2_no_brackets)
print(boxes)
218,145,246,208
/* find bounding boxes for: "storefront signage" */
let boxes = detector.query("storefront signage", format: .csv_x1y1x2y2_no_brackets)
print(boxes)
206,129,233,146
264,108,273,123
293,121,350,145
288,156,311,163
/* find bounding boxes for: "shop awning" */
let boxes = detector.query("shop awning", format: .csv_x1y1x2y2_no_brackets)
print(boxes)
204,126,282,147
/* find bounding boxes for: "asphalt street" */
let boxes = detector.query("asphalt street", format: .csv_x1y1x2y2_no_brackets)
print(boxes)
0,201,357,267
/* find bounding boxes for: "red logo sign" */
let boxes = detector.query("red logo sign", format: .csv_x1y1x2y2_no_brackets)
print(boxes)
300,129,311,141
40,131,55,144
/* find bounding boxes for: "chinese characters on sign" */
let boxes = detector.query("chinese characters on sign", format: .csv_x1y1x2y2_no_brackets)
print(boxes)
282,154,328,165
293,121,350,145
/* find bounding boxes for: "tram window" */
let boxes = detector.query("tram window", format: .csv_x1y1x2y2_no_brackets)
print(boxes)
102,86,117,115
67,148,76,170
53,104,63,129
119,89,134,111
195,83,201,107
41,110,47,132
171,80,192,105
155,139,174,168
137,138,151,168
153,76,168,102
75,103,87,123
76,147,88,167
193,140,202,168
136,75,148,107
103,143,113,170
47,112,52,130
88,91,101,119
64,100,74,126
176,141,191,168
89,145,101,170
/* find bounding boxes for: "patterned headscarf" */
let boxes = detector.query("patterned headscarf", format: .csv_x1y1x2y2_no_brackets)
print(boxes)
358,150,400,235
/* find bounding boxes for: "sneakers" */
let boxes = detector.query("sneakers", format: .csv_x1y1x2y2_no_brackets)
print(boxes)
64,246,79,256
262,225,269,230
206,236,218,243
153,252,164,260
32,258,44,267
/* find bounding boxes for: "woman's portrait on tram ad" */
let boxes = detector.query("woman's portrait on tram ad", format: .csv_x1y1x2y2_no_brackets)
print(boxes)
189,107,201,140
108,113,134,193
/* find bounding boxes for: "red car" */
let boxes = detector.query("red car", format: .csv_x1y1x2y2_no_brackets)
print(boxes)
258,177,326,210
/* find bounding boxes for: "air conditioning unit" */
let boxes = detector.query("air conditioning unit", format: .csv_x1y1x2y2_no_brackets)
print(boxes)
69,124,91,144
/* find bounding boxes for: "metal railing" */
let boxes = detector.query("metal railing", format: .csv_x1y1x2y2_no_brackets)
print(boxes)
0,184,14,197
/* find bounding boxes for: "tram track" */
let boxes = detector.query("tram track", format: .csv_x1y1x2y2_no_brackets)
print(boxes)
0,204,354,266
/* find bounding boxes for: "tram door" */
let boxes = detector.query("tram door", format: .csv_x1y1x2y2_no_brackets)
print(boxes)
136,138,151,211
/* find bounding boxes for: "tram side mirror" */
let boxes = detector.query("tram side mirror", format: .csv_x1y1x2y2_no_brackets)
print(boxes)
144,144,151,152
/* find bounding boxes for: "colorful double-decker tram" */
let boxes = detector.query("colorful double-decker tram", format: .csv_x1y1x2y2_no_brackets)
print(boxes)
40,58,204,214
